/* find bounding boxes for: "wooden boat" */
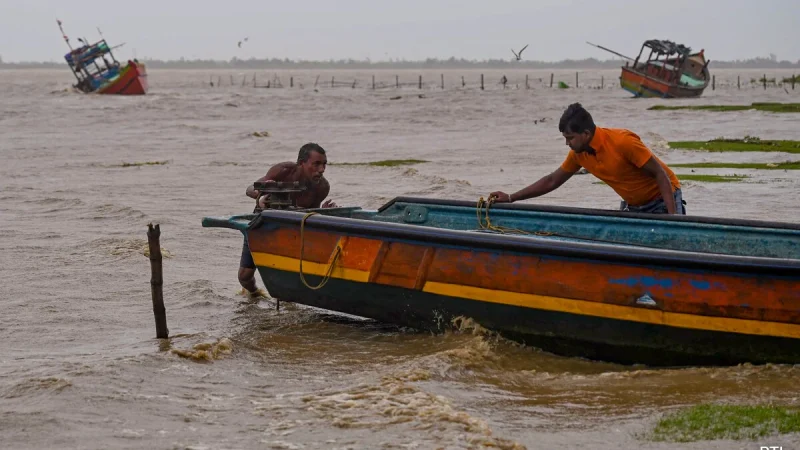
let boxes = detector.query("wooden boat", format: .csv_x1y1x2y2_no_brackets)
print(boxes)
589,39,710,98
57,20,148,95
203,197,800,366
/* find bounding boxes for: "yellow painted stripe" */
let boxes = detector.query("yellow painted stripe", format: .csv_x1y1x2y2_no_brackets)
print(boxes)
423,281,800,339
252,251,800,339
252,252,370,283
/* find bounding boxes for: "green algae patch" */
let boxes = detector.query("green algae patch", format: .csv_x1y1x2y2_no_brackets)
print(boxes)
671,161,800,170
677,174,748,183
669,137,800,154
331,159,428,167
650,404,800,442
649,103,800,113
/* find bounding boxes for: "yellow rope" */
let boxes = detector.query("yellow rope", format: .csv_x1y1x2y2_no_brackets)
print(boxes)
298,212,342,290
476,197,555,236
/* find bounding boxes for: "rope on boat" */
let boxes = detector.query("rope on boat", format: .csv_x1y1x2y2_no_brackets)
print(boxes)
476,197,554,236
298,212,342,290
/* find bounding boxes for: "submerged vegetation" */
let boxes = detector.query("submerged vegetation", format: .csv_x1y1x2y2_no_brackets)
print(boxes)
650,404,800,442
112,161,170,168
669,137,800,154
330,159,428,167
671,161,800,170
676,174,748,183
649,103,800,113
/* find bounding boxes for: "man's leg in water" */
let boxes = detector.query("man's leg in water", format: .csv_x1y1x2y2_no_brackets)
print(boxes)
238,237,263,296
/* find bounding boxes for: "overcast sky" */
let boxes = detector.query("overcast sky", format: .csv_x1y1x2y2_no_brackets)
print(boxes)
2,0,798,63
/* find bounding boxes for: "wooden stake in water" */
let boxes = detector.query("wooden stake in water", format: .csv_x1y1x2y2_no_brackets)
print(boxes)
575,72,579,88
441,74,444,90
461,76,465,87
712,75,715,90
372,75,375,90
481,74,484,90
737,75,740,90
550,73,554,88
147,223,168,339
290,77,294,88
601,76,604,89
418,75,422,89
764,74,767,90
525,74,529,89
396,75,399,88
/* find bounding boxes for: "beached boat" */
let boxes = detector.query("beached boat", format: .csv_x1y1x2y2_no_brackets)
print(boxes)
57,20,148,95
590,39,710,98
203,197,800,366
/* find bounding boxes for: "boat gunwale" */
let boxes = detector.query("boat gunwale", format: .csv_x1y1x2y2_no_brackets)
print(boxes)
251,209,800,276
377,197,800,231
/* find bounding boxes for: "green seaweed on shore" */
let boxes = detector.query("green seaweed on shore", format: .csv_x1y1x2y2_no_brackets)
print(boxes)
669,137,800,154
649,103,800,113
330,159,428,167
650,404,800,442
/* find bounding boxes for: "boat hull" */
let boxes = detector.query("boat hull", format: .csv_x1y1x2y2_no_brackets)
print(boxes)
259,265,800,366
96,60,148,95
620,66,707,98
207,200,800,366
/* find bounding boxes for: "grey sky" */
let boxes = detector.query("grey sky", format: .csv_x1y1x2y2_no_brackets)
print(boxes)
2,0,798,63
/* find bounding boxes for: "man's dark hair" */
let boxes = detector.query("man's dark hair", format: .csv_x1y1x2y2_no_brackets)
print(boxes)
558,103,596,134
297,142,326,163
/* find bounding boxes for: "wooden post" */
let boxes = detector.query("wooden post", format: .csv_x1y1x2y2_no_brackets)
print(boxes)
418,75,422,89
218,76,221,87
230,75,234,86
441,74,444,89
147,223,168,339
550,73,554,88
372,75,375,90
575,72,579,88
462,76,465,87
793,74,796,90
396,75,399,88
601,76,604,89
290,77,294,88
712,75,715,90
253,73,256,87
352,79,356,89
737,75,740,90
242,75,246,87
525,74,529,89
764,74,767,90
332,76,335,88
480,74,484,90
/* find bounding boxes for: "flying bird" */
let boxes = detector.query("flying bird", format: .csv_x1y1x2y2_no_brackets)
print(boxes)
511,44,529,61
237,36,249,48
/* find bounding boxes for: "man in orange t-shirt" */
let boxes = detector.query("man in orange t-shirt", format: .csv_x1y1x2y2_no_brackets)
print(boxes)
489,103,686,214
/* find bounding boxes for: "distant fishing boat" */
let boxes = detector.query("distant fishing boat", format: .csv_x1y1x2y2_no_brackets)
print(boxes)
57,20,148,95
588,39,710,98
203,196,800,367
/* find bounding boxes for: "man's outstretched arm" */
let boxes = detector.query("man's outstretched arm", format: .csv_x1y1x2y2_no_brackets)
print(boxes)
490,168,575,203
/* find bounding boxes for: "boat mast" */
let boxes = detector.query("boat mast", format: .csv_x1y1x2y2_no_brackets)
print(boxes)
585,42,634,61
56,19,82,85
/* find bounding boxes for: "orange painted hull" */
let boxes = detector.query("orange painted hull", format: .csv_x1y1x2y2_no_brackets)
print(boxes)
620,66,707,98
203,199,800,365
97,61,148,95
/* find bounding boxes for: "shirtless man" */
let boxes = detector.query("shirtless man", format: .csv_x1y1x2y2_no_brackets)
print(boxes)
239,142,337,297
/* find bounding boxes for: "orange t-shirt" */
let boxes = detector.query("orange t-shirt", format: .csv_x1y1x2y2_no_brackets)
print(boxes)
559,127,680,206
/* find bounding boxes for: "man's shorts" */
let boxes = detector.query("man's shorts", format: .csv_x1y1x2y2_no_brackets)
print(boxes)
620,189,687,215
240,236,255,269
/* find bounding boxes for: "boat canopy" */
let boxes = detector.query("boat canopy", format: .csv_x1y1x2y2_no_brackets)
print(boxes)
642,39,692,56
